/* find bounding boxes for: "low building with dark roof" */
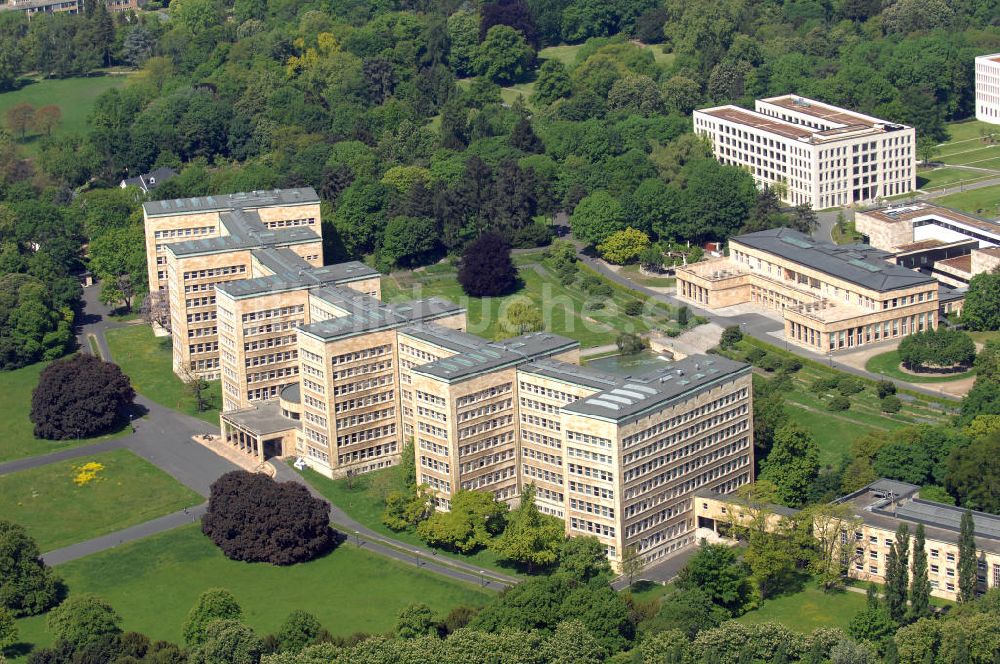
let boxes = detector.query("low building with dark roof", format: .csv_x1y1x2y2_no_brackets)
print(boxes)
120,167,177,194
676,227,941,353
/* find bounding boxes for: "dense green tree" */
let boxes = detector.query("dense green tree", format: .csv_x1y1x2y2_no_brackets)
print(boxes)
275,610,322,654
909,523,931,621
759,422,821,508
416,490,508,553
480,0,539,48
692,621,804,664
447,10,481,77
847,604,895,649
532,60,571,105
377,216,440,271
676,542,751,616
641,588,725,638
189,619,263,664
0,273,74,370
753,379,788,465
0,520,61,617
475,25,535,84
962,270,1000,331
395,603,436,639
958,509,978,603
885,524,910,623
557,536,612,582
332,180,391,258
898,328,976,371
47,594,122,651
946,432,1000,512
490,485,564,572
570,190,627,246
540,619,605,664
183,588,243,647
597,227,649,264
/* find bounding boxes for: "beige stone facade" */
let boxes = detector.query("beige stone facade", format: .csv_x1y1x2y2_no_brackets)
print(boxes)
676,228,939,352
700,480,1000,602
694,95,915,208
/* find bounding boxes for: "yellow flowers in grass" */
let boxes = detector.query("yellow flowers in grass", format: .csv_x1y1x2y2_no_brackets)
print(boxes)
73,462,105,487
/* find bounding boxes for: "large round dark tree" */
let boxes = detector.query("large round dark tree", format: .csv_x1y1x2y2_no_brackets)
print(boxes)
30,354,135,440
457,232,518,297
201,471,334,565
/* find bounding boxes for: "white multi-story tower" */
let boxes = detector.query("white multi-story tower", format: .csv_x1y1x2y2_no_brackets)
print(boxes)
694,95,916,209
976,54,1000,125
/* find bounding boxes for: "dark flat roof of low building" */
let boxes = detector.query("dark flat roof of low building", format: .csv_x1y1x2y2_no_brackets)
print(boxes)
836,479,1000,552
732,228,936,292
399,323,495,354
143,187,319,216
561,355,750,423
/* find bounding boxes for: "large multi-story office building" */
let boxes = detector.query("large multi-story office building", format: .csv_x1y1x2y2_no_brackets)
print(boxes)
693,95,916,208
698,479,1000,602
976,54,1000,125
676,227,939,352
143,188,755,568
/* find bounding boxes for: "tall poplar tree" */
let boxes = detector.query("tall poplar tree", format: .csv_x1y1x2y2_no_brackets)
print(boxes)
958,510,978,603
909,523,930,621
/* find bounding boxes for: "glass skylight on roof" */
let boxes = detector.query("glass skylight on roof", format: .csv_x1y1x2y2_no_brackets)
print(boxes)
781,235,813,248
613,389,647,400
585,399,620,410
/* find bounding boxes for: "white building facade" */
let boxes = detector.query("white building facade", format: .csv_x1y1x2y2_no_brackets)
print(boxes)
693,95,916,209
976,54,1000,125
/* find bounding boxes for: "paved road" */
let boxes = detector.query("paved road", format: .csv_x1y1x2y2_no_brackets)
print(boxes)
43,504,207,565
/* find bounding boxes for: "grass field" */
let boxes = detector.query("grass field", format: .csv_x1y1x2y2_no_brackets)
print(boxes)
298,467,529,578
7,525,491,660
737,585,866,632
381,254,676,348
865,350,975,383
934,184,1000,216
0,361,130,463
0,448,200,552
105,325,221,423
831,219,863,245
0,75,128,153
538,42,675,68
726,339,953,466
916,166,996,191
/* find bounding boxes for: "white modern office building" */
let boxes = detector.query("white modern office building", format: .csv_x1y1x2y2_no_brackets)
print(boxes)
976,54,1000,125
693,95,916,209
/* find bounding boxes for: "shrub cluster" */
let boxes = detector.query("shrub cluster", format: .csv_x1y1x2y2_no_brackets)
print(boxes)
201,471,335,565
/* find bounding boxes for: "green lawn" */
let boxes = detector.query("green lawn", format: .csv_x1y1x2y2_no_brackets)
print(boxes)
831,219,863,245
537,42,674,68
933,184,1000,216
943,119,1000,144
916,166,996,191
297,467,530,578
381,256,676,348
725,339,952,466
865,350,975,384
0,75,129,153
968,331,1000,346
0,448,201,552
617,263,676,287
105,325,221,423
7,525,491,660
0,361,129,463
737,585,866,633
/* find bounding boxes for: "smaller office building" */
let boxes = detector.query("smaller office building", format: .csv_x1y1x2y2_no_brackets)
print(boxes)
976,54,1000,125
698,479,1000,602
676,228,939,352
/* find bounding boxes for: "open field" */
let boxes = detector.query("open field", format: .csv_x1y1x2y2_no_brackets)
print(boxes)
916,166,997,191
934,183,1000,216
298,467,529,578
0,75,128,153
0,360,130,463
0,448,200,552
616,263,676,287
538,42,675,68
737,585,866,632
105,325,221,423
381,254,677,348
7,525,491,660
865,350,975,383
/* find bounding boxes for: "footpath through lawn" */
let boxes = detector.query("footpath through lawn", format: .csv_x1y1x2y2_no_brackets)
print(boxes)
0,448,201,552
